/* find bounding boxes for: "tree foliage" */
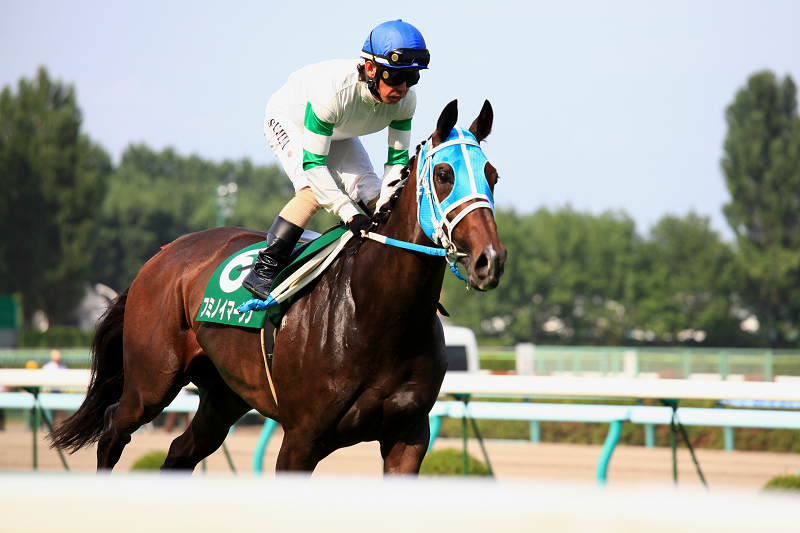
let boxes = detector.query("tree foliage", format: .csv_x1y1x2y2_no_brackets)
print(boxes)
93,145,293,292
0,67,111,324
92,143,341,292
442,207,748,347
442,206,640,345
627,213,745,346
722,71,800,345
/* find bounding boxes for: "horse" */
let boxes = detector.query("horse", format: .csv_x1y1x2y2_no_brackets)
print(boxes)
50,99,506,474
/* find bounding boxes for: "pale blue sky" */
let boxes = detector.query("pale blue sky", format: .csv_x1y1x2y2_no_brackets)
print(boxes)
3,1,800,241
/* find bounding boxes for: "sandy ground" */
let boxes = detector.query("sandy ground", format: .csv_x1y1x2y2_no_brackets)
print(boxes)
1,421,797,493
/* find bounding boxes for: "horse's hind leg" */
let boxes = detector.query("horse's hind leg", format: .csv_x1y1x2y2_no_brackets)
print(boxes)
96,383,183,471
95,363,187,471
161,383,251,471
96,403,130,470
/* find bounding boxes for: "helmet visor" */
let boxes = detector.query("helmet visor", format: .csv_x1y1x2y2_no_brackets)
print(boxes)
386,48,430,68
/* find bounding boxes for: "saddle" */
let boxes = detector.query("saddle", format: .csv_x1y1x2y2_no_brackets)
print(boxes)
196,226,351,329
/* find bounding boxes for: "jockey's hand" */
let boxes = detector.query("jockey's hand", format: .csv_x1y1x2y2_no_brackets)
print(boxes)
346,214,371,237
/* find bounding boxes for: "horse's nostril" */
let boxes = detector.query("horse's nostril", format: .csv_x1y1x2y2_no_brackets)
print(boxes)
475,253,489,272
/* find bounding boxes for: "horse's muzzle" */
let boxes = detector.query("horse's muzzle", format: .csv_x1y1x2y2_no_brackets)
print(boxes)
468,244,507,291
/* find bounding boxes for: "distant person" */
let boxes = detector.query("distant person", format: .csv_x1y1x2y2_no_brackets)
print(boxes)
42,349,68,421
22,360,39,429
42,349,68,372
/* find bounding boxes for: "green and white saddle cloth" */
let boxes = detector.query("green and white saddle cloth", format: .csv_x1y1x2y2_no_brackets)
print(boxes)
196,226,351,329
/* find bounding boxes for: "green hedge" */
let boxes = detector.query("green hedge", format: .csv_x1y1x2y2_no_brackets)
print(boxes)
130,450,168,471
761,475,800,493
17,327,93,348
420,448,490,476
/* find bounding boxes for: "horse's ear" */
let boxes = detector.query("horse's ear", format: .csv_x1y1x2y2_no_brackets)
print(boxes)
469,100,493,142
432,99,458,146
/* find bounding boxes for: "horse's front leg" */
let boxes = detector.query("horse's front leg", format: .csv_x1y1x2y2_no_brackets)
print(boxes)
380,417,431,475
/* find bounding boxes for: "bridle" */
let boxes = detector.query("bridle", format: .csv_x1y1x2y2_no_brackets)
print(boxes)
360,126,495,283
415,126,495,261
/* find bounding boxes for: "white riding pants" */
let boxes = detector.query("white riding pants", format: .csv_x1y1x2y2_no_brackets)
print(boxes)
264,109,382,206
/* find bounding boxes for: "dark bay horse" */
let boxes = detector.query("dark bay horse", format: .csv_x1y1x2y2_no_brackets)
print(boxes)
50,99,506,474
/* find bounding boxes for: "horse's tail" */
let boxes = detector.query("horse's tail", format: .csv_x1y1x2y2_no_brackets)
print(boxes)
49,290,128,453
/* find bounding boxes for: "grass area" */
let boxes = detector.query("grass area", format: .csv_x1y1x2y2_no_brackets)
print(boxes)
762,474,800,493
131,450,168,470
420,448,490,476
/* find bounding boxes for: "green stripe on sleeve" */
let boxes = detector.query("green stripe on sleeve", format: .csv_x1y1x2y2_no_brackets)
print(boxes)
389,118,412,131
387,147,409,166
304,102,334,136
303,150,327,171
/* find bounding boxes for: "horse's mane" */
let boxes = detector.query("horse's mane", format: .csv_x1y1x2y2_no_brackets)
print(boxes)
370,142,423,227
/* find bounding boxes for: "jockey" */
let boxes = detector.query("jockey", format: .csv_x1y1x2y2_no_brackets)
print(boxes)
243,19,430,300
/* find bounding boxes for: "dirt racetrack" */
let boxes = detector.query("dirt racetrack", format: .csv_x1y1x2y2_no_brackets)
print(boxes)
1,421,797,492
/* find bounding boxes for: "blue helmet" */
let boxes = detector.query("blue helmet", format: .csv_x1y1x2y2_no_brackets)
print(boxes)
361,20,430,70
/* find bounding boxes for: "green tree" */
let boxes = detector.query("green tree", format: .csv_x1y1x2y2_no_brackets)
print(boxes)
722,70,800,346
92,145,303,291
627,213,746,346
441,206,638,345
226,157,338,235
0,68,111,324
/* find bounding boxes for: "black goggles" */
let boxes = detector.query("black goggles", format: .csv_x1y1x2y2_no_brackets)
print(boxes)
377,66,421,87
383,48,430,68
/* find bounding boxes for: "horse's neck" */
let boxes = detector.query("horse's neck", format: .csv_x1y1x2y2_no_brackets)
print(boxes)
355,175,445,312
379,172,430,249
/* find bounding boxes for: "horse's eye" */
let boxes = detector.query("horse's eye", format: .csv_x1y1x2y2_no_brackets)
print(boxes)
436,170,450,184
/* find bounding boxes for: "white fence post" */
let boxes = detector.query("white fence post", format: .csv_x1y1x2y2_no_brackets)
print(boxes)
516,343,536,376
623,349,638,378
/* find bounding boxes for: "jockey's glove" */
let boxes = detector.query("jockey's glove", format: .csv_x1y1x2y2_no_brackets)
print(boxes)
346,214,372,237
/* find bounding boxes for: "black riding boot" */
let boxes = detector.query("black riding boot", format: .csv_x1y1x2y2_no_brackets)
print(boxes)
242,216,304,300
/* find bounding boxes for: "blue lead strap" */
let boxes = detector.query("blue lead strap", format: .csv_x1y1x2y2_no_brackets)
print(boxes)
364,232,470,285
449,261,469,283
380,236,447,256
